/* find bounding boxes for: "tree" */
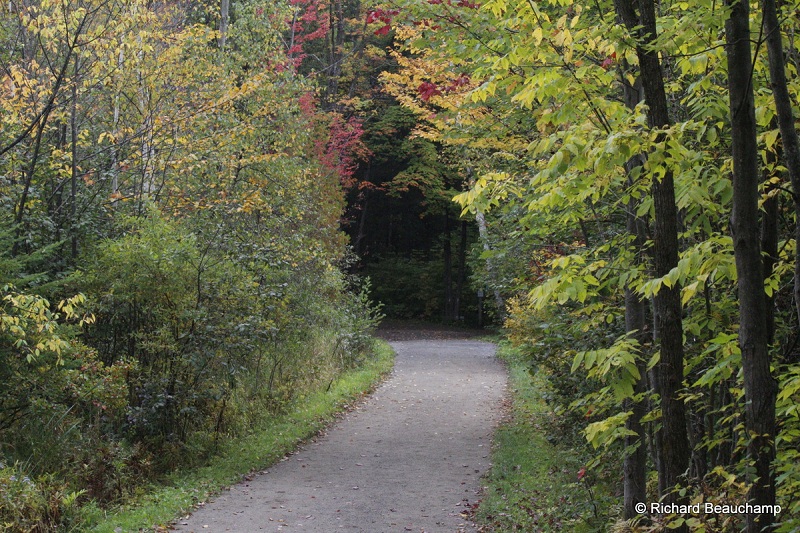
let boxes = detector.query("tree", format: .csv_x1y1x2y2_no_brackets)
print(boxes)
621,72,648,521
762,0,800,332
0,0,382,525
725,0,777,529
384,0,800,528
613,2,689,515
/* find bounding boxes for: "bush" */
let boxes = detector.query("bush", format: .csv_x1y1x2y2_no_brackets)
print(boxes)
0,462,84,532
1,206,385,526
504,297,618,444
76,209,384,469
77,211,258,445
0,286,134,520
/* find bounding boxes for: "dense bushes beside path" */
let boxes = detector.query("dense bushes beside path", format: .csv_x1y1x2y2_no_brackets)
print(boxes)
0,209,383,530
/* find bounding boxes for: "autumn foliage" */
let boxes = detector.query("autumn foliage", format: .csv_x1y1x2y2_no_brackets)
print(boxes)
382,0,800,530
0,0,381,527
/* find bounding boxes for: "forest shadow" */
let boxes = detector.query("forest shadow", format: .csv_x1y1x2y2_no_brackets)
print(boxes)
375,318,491,341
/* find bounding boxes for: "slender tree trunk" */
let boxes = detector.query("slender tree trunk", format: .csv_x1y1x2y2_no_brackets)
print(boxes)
355,188,370,257
762,194,778,344
623,284,648,519
622,73,648,521
325,0,346,106
70,56,79,259
348,18,372,98
453,219,468,319
135,32,155,213
12,35,81,254
475,210,505,314
13,116,48,256
762,0,800,330
219,0,229,49
443,211,454,321
0,22,80,159
468,165,505,315
9,8,89,251
48,123,66,257
762,132,779,346
725,2,777,530
112,47,123,200
288,8,298,65
614,2,690,523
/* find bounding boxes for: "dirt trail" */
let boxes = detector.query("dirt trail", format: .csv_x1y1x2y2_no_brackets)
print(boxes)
173,329,506,532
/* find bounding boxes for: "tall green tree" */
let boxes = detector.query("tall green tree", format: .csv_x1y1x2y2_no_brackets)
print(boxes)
384,0,800,529
614,0,690,518
762,0,800,332
725,0,777,529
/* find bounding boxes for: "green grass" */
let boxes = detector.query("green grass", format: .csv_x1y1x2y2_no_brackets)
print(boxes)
85,340,395,533
475,342,610,532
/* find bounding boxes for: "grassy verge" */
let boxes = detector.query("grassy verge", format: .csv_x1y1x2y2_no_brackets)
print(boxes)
85,340,395,532
475,342,610,532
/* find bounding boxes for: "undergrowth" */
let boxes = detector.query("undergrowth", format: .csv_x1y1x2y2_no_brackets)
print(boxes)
83,340,394,532
475,342,614,532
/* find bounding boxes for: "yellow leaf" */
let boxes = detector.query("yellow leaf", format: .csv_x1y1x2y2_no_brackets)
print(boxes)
533,26,543,46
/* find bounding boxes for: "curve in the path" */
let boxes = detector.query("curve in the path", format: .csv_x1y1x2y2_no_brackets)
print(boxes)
173,339,507,532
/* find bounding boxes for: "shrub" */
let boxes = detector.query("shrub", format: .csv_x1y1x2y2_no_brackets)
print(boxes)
0,462,84,532
505,297,616,444
77,208,384,469
77,212,255,443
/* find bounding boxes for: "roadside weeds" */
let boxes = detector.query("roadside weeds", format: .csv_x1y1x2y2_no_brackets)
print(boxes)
474,343,611,532
86,341,395,533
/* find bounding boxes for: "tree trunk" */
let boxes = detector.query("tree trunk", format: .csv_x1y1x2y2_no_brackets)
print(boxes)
762,0,800,330
112,47,123,200
354,188,370,258
443,211,455,321
613,1,690,522
475,210,505,315
761,130,779,346
725,2,777,530
70,55,79,259
623,284,648,519
11,29,82,254
325,0,346,106
762,194,778,343
219,0,229,49
468,164,506,316
622,73,648,520
453,219,468,320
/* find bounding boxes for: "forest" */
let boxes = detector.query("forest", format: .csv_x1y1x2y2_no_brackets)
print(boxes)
1,0,800,531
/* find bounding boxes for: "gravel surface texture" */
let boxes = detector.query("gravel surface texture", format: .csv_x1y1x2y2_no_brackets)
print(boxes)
173,328,506,532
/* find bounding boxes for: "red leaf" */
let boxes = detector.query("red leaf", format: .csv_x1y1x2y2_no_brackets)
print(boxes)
374,24,391,35
446,73,470,91
418,81,442,101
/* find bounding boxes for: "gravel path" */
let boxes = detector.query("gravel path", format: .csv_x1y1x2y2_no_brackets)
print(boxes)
173,334,506,532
